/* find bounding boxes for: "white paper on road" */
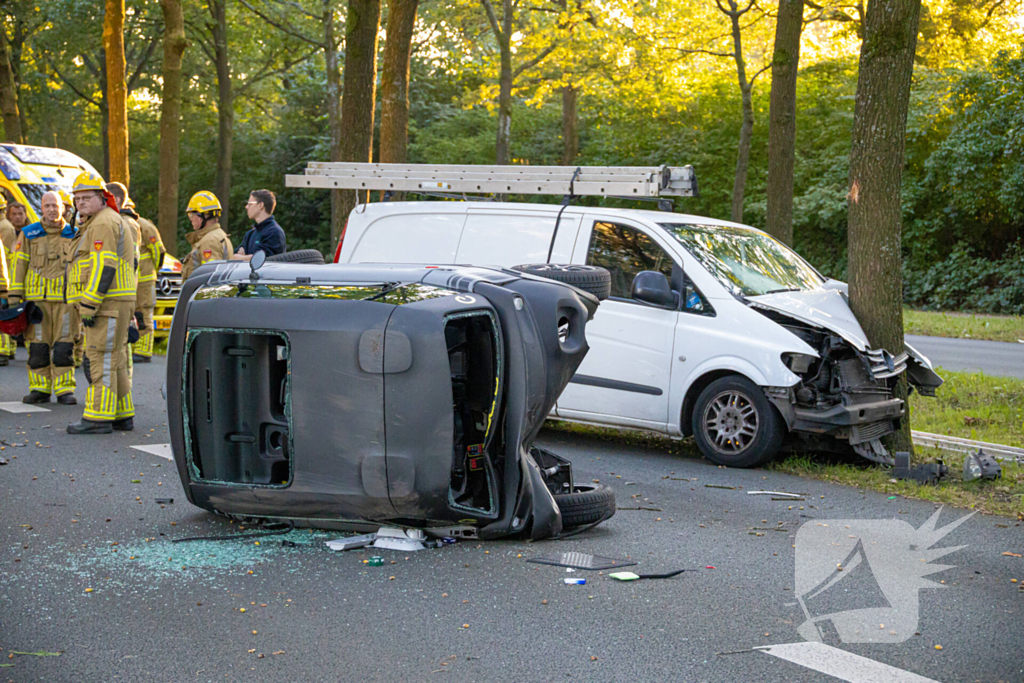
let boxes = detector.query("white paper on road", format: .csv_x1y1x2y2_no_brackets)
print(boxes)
130,443,173,460
0,401,51,413
759,642,941,683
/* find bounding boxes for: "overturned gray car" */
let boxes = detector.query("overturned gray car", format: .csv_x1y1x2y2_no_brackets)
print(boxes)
165,260,615,540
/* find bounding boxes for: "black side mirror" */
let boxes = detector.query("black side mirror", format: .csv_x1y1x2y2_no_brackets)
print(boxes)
249,250,266,281
631,271,676,307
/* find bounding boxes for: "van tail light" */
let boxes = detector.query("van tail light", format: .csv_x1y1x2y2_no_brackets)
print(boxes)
333,219,348,263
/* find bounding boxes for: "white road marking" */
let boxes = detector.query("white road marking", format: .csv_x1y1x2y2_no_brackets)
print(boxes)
130,443,173,460
0,401,51,414
759,642,941,683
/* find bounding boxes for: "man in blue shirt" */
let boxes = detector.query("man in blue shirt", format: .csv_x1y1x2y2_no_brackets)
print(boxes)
236,189,285,261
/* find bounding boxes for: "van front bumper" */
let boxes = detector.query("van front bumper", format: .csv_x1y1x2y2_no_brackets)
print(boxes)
765,388,904,445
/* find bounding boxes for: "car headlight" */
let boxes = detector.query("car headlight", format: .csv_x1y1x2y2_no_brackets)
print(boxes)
782,352,817,374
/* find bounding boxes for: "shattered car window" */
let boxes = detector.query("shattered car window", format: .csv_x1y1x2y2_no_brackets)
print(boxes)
661,223,824,297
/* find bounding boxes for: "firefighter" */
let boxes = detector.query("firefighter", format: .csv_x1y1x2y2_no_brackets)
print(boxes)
8,191,79,403
65,171,137,435
0,195,15,364
181,191,232,280
126,198,163,363
59,190,75,224
57,189,85,367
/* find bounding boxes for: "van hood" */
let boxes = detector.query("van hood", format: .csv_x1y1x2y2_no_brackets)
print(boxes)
748,289,870,351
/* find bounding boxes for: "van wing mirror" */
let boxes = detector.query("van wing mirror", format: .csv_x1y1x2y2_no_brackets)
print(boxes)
631,271,676,307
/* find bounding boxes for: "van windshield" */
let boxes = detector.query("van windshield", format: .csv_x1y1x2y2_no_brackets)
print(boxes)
660,223,824,297
18,184,64,218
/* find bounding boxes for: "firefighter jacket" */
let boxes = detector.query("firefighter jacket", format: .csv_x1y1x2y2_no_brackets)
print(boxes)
0,241,8,300
181,222,232,280
67,206,137,315
9,218,77,303
0,213,14,254
137,216,165,283
120,209,142,274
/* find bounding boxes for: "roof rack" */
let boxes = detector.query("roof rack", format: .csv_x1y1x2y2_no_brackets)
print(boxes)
285,163,698,198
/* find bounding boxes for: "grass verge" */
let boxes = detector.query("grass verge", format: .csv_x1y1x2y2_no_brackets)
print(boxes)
547,369,1024,519
904,308,1024,343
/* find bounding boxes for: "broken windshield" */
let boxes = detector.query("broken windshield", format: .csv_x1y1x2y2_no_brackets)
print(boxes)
660,223,823,297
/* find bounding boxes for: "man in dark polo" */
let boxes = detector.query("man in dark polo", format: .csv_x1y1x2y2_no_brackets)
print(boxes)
235,189,285,261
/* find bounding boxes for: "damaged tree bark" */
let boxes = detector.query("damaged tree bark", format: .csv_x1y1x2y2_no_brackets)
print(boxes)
104,0,129,185
847,0,922,453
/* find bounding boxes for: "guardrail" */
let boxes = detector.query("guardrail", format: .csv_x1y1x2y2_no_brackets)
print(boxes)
912,430,1024,464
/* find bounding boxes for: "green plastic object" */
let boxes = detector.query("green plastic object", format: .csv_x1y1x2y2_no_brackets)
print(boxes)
609,571,640,581
368,556,384,566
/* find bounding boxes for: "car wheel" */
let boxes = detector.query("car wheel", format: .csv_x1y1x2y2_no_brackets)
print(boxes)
553,483,616,528
512,264,612,301
691,375,784,468
266,249,325,265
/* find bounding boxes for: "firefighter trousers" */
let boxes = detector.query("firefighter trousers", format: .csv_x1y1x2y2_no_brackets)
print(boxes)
0,332,13,358
133,280,155,358
25,300,78,396
82,300,135,422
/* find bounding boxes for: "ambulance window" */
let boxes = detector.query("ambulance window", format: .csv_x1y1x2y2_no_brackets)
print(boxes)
586,221,676,301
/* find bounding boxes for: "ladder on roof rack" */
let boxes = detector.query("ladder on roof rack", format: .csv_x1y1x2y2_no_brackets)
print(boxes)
284,163,698,198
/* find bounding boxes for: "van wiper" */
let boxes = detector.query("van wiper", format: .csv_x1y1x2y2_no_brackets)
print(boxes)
763,287,801,294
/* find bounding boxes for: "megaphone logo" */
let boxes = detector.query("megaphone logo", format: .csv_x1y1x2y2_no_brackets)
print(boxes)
794,508,973,643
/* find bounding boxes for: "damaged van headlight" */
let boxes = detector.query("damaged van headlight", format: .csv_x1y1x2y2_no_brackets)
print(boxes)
782,352,817,374
963,449,1002,481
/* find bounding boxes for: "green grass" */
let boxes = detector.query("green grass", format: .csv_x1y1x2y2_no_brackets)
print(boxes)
547,369,1024,518
904,308,1024,343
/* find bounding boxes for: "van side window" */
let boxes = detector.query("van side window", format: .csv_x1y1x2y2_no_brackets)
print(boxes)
586,221,675,301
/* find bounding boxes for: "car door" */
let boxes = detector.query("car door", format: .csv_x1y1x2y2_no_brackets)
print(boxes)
556,217,680,429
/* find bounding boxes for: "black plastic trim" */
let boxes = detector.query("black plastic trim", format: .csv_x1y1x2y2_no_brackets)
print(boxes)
569,374,663,396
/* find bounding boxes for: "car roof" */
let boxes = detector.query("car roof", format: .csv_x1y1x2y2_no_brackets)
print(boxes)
352,200,761,232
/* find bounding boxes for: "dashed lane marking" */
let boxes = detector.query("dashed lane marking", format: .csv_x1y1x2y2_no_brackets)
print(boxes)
130,443,173,460
759,642,941,683
0,401,51,414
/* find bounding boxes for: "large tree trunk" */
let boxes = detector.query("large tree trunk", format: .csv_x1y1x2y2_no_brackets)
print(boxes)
847,0,922,454
496,42,512,165
561,84,578,165
335,0,381,241
100,48,110,179
727,5,752,224
764,0,803,246
211,0,233,227
8,16,27,142
379,0,419,165
0,25,22,143
158,0,187,256
324,1,344,241
104,0,129,186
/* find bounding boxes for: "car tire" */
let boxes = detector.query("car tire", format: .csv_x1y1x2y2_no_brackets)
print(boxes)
512,264,612,301
266,249,325,265
691,375,784,468
554,483,616,528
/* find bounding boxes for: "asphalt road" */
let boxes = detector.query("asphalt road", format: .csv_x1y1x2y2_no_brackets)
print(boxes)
1,353,1022,683
906,335,1024,379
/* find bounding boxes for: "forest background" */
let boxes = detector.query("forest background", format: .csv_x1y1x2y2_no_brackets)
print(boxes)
2,0,1022,314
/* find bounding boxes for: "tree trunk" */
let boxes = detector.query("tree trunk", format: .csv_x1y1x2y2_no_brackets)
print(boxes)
764,0,803,246
104,0,129,186
158,0,186,256
379,0,419,165
211,0,233,227
561,84,578,165
324,2,345,241
727,5,752,224
336,0,381,241
847,0,922,454
495,31,512,165
0,24,22,143
101,48,110,179
8,15,27,141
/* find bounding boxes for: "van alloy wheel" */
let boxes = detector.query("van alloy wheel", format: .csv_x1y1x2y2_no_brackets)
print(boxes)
702,390,759,454
691,375,784,468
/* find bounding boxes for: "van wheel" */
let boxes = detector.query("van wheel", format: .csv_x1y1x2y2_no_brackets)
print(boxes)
512,264,611,301
266,249,325,265
691,376,784,468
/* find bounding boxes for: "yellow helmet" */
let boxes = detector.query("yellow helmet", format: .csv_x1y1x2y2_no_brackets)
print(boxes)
58,189,74,207
72,170,107,194
124,197,136,210
0,194,6,210
187,191,221,215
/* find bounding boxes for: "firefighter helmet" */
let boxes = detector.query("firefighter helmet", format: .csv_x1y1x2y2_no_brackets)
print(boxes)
72,170,107,194
187,191,222,216
58,189,74,207
0,194,6,210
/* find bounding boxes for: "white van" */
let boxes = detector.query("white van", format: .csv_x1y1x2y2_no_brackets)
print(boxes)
331,199,941,467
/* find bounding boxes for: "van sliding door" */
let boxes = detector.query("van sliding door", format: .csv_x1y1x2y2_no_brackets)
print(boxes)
458,210,580,266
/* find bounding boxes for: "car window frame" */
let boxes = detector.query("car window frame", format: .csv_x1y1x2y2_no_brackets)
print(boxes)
584,218,685,310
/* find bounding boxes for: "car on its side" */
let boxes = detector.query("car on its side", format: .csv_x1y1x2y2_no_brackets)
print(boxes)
166,258,615,539
331,200,943,468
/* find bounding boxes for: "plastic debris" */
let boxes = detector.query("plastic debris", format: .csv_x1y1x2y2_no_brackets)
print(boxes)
747,490,804,498
368,556,384,566
528,552,637,571
372,527,426,552
893,452,948,484
609,569,690,581
325,533,378,551
564,578,586,585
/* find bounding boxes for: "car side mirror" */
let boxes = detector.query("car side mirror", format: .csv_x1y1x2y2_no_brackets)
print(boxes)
249,250,266,281
631,271,676,307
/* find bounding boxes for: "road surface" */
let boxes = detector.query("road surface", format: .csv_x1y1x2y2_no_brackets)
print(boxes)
907,335,1024,378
